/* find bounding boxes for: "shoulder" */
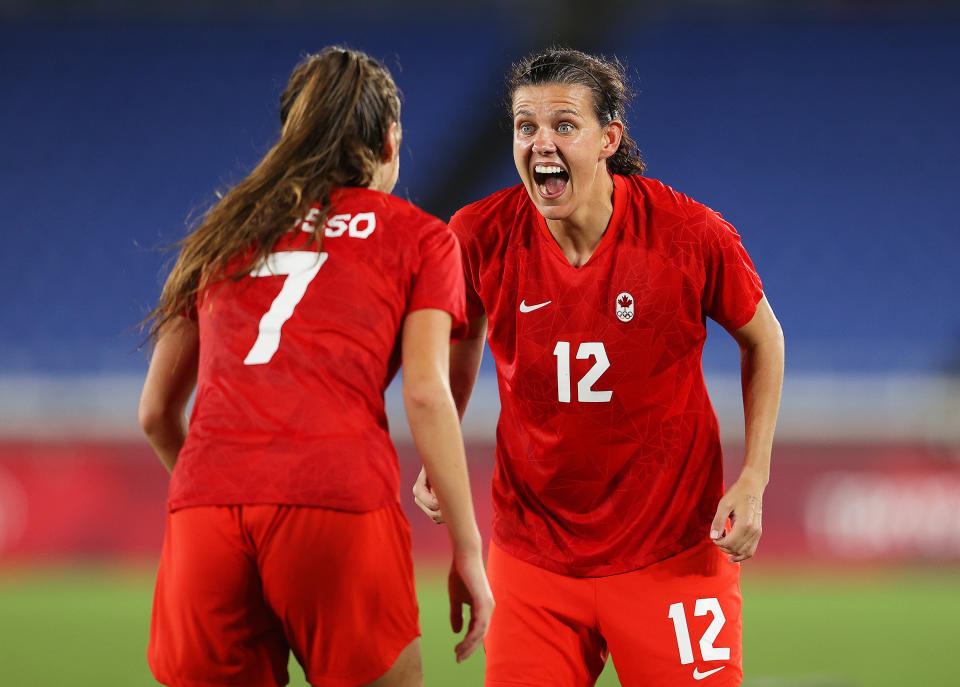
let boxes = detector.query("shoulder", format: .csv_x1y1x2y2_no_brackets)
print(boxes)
449,184,530,254
335,187,445,231
623,175,737,241
624,175,707,218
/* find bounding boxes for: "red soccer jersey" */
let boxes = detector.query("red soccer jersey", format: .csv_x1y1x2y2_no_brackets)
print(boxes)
169,187,466,513
451,174,763,576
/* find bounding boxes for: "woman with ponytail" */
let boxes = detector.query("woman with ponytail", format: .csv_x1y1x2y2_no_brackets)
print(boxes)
140,47,492,687
412,47,784,686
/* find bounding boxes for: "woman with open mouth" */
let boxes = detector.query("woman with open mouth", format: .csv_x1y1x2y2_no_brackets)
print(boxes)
414,47,785,687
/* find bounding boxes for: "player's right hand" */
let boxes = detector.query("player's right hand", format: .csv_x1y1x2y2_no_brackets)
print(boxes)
413,467,444,524
449,551,494,663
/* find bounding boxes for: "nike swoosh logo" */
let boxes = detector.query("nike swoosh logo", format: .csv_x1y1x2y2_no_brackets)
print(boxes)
519,300,552,313
693,666,726,680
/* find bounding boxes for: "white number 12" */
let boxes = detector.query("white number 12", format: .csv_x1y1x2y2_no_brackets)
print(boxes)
668,598,730,665
244,251,328,365
553,341,612,403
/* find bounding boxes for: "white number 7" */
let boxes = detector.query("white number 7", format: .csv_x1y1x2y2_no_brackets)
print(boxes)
244,251,328,365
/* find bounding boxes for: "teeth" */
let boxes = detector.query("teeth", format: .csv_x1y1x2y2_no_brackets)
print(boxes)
535,164,564,174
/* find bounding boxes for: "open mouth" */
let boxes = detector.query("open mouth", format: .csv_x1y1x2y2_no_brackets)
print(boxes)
533,164,569,199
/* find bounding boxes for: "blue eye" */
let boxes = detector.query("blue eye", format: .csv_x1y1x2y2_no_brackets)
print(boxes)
518,123,535,135
558,123,574,134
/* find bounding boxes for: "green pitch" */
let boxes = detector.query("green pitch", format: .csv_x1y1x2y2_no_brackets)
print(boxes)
0,564,956,686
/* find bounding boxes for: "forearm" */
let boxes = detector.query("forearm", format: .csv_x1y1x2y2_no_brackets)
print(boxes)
738,334,784,485
139,315,199,474
405,386,482,554
449,316,487,419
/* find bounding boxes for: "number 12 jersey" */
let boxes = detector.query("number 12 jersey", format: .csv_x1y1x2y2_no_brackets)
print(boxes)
451,174,763,576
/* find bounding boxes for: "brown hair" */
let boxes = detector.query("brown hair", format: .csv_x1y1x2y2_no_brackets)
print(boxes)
145,46,400,343
508,47,645,175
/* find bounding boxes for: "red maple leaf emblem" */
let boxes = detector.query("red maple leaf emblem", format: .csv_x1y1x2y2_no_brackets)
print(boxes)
617,294,633,308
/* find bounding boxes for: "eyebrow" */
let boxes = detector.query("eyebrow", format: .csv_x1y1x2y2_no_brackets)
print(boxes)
513,108,582,118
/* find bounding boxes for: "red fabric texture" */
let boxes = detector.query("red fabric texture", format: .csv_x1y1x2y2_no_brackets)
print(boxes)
484,538,742,687
451,175,764,575
169,187,466,512
148,503,419,687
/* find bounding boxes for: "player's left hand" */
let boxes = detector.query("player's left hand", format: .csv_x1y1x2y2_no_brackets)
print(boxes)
709,473,765,563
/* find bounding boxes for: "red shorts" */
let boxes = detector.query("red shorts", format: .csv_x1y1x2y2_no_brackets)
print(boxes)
484,538,742,687
148,502,420,687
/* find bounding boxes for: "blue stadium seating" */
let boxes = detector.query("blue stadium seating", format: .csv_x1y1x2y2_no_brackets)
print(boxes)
1,9,957,374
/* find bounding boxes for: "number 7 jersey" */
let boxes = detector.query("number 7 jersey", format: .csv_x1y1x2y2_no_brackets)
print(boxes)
451,175,763,576
169,187,466,513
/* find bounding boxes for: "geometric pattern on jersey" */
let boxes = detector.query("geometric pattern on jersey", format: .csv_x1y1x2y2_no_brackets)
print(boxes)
451,174,762,576
169,187,467,512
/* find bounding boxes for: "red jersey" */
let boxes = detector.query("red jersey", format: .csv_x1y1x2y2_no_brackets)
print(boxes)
451,175,763,576
169,187,466,512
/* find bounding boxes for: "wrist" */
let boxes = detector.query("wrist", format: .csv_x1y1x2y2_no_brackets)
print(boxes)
451,533,483,559
737,464,769,489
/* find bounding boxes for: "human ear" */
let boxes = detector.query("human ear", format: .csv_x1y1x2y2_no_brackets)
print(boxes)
598,120,623,161
382,121,400,163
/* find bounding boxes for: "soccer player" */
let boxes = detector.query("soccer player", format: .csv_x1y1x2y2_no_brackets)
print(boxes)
139,47,493,687
413,48,784,686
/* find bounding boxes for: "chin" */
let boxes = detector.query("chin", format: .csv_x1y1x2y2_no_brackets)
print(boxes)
533,196,573,221
524,184,570,220
537,205,570,221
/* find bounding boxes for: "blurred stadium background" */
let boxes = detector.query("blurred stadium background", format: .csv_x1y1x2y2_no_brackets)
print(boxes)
1,0,958,684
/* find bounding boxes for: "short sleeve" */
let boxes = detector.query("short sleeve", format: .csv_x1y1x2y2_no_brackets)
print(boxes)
408,219,468,341
448,211,485,320
701,211,764,330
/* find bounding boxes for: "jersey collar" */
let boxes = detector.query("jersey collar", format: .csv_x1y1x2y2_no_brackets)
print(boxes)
533,173,629,269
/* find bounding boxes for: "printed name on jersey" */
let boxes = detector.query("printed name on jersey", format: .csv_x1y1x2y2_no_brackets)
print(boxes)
615,292,634,322
300,208,376,239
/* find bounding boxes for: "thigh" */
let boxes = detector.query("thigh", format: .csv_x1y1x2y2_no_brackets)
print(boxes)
365,637,423,687
598,538,743,687
484,541,606,687
250,502,421,687
148,507,289,687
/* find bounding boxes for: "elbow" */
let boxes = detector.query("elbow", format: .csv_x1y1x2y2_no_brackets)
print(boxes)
403,374,451,414
138,398,170,440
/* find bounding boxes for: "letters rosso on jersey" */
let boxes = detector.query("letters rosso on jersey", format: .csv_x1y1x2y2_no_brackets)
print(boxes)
169,187,467,513
451,175,763,576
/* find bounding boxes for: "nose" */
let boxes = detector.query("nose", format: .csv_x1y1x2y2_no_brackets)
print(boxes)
531,128,556,155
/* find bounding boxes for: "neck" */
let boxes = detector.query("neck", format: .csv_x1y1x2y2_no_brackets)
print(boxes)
544,172,615,268
368,159,397,193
